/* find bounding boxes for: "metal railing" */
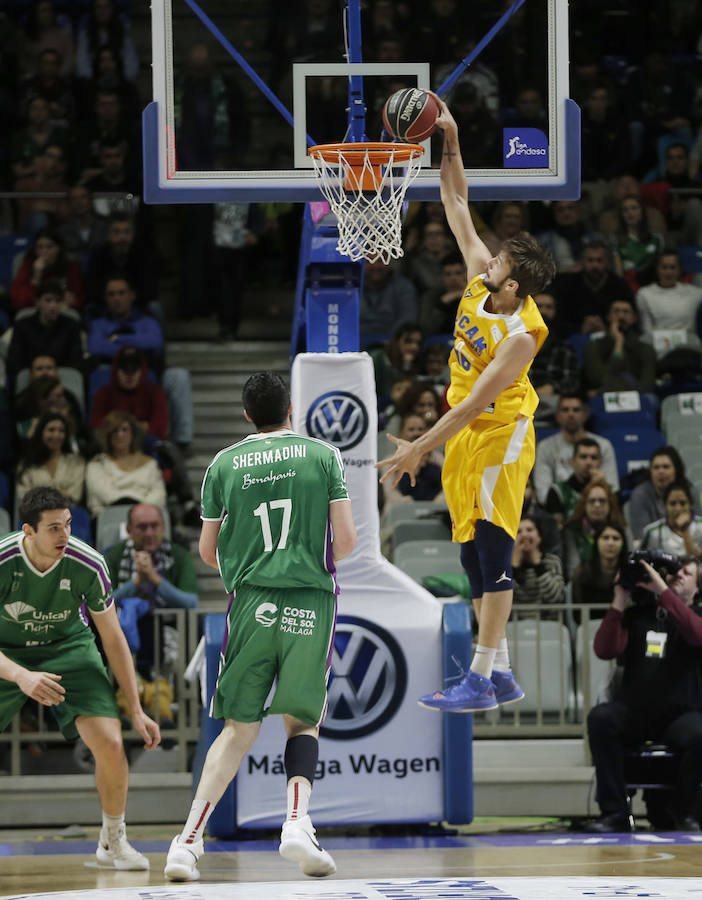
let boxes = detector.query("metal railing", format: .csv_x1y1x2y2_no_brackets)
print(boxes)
0,603,614,773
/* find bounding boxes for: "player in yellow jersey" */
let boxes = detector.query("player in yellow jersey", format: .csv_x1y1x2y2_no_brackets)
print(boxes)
377,95,556,712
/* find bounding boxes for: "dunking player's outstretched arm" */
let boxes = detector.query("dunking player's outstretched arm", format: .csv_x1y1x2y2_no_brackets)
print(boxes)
376,331,537,488
430,92,491,281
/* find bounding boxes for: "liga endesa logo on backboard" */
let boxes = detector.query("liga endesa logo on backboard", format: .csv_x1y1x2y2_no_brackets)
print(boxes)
503,128,549,167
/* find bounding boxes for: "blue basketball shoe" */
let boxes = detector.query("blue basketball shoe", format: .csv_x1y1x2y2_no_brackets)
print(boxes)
491,670,525,705
418,670,498,712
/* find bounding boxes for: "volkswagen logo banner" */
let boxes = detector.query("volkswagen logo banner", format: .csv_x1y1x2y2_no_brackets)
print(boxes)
306,390,369,452
321,617,407,741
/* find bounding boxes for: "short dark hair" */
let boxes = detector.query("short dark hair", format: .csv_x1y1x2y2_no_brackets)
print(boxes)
19,486,69,530
664,481,693,505
573,437,601,457
502,234,557,298
37,279,64,299
650,445,687,483
607,296,636,314
243,372,290,429
441,252,465,269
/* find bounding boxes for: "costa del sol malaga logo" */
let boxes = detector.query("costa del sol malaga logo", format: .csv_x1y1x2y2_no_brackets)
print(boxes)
306,390,368,451
321,616,407,740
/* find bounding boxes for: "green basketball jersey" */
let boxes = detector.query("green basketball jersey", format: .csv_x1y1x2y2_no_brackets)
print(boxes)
0,532,114,649
201,429,349,593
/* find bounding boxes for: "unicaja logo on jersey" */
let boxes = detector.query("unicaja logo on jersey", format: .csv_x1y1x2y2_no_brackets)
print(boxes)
321,616,407,740
503,128,548,168
306,391,368,451
254,602,278,627
2,600,34,622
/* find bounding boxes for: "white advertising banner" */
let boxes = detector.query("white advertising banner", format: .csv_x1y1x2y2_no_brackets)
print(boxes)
235,353,444,827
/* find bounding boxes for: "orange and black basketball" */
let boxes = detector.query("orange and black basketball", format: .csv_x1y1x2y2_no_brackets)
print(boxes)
382,88,441,143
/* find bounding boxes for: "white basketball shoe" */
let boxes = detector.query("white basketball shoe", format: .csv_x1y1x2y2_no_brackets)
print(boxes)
96,826,149,870
279,814,336,877
164,834,204,881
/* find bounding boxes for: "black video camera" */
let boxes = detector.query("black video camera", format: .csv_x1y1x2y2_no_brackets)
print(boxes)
619,548,682,592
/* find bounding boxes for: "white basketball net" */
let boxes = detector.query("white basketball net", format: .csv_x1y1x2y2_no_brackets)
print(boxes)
309,145,424,264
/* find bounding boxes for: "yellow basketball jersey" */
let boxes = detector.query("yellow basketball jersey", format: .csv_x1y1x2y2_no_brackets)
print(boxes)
446,273,548,424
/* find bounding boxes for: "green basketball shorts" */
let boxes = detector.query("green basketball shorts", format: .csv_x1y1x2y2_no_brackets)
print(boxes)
0,637,120,741
212,584,337,726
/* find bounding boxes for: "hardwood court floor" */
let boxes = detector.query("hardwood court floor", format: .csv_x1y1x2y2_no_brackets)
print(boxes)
1,821,702,898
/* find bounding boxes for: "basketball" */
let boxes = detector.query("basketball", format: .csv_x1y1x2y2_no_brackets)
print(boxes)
382,88,441,143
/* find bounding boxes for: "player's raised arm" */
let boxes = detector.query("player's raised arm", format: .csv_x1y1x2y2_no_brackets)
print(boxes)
431,93,491,280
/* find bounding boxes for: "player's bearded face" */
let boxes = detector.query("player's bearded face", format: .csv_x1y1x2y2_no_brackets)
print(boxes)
484,253,514,294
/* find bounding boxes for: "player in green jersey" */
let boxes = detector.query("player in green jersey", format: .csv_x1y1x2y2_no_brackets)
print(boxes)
0,487,161,870
165,372,356,882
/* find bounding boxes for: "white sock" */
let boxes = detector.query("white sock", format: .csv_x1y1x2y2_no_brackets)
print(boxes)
494,638,511,673
470,644,496,678
180,799,214,845
101,811,125,840
286,778,311,821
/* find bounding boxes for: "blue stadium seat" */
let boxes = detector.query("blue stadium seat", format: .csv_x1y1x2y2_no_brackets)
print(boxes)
0,233,31,295
589,392,657,432
678,246,702,274
0,470,9,512
69,506,92,544
565,333,590,367
600,426,666,481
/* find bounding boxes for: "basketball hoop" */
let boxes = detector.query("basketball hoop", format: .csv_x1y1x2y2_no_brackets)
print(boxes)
308,142,424,264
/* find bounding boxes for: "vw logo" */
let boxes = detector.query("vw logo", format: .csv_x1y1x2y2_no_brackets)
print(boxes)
306,391,368,451
321,616,407,740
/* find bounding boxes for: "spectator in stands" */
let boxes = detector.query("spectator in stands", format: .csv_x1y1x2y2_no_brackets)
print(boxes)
72,90,140,186
6,279,83,375
521,475,561,558
585,555,702,833
599,174,668,238
75,47,141,123
403,201,449,253
403,221,453,297
580,83,631,184
582,297,657,395
550,240,633,337
535,200,598,274
643,143,702,245
85,212,158,312
417,341,451,392
360,259,417,337
636,249,702,343
104,502,198,680
629,447,698,542
608,195,664,292
369,322,423,409
57,184,109,267
91,347,168,442
442,81,499,168
418,253,467,336
571,521,628,606
397,380,443,429
483,202,528,256
511,516,565,609
75,0,139,83
15,373,92,456
546,437,605,528
10,228,85,312
83,139,141,221
380,413,444,521
211,200,263,341
20,47,75,127
87,276,193,450
640,482,702,558
500,85,547,130
13,141,69,232
530,292,580,421
10,95,67,181
16,410,86,506
173,42,242,171
18,0,75,80
86,410,166,518
87,275,163,369
564,477,628,579
533,394,620,504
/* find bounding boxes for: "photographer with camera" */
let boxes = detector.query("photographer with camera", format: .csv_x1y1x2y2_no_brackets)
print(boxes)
585,549,702,832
